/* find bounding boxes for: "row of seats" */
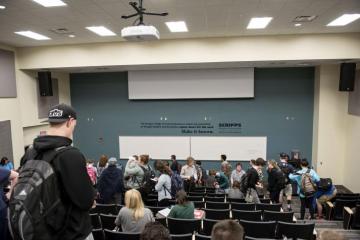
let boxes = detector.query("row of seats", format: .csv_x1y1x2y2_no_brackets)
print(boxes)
343,205,360,230
325,198,360,220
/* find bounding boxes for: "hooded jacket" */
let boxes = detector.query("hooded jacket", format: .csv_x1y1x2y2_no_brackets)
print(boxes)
21,135,96,240
97,164,124,204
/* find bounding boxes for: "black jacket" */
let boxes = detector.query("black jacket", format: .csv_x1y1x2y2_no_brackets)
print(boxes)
267,168,283,192
246,167,259,189
97,165,124,204
21,135,96,240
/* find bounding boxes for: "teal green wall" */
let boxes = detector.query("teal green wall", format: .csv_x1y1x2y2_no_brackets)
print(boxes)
70,68,314,170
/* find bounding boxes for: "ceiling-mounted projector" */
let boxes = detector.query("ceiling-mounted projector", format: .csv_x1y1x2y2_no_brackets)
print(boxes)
121,25,159,41
121,0,168,41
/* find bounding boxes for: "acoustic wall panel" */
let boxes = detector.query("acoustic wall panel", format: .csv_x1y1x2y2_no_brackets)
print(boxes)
349,70,360,116
0,49,17,98
128,68,254,99
37,78,59,119
0,120,14,162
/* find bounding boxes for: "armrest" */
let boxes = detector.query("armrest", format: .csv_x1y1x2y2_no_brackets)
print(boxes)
343,207,354,229
325,201,334,220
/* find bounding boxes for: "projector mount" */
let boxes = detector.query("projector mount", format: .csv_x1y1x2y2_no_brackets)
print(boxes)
121,0,168,26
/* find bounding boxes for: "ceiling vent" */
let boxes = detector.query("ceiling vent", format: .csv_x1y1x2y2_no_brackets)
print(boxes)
49,28,73,35
293,15,317,23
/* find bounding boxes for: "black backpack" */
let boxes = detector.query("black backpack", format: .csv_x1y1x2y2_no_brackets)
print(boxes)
318,178,332,191
239,173,249,194
277,170,286,190
138,165,156,194
9,146,71,240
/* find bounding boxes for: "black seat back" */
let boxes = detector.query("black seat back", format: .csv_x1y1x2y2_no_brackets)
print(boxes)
240,220,276,238
92,228,104,240
195,233,212,240
91,203,118,215
256,203,282,212
206,193,226,198
204,208,230,220
147,206,165,215
90,213,102,229
352,205,360,229
167,217,201,234
232,210,262,222
205,196,225,202
259,198,271,204
231,203,255,211
188,196,203,202
189,192,205,196
206,201,230,210
202,218,219,236
334,199,358,220
193,201,205,209
145,199,158,207
263,210,294,223
227,198,246,203
277,221,315,240
104,229,140,240
100,214,117,230
170,233,193,240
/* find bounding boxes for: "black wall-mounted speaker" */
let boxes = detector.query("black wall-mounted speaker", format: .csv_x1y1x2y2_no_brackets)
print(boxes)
339,63,356,92
38,71,53,96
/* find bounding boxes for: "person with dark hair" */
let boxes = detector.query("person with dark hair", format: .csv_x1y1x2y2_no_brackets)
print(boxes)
97,157,124,204
155,161,172,207
220,154,232,179
195,160,205,186
170,155,181,174
267,160,284,203
211,220,244,240
140,222,171,240
0,156,14,170
97,154,108,180
230,162,245,186
180,157,197,192
279,152,295,211
14,103,96,240
289,159,320,219
0,168,18,240
244,159,263,203
168,190,194,219
205,169,217,188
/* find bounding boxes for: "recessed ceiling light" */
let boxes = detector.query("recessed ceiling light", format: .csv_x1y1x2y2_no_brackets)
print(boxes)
32,0,67,7
247,17,273,29
165,21,188,32
294,23,302,27
68,34,75,38
0,5,6,9
86,26,116,36
327,14,360,26
14,31,51,40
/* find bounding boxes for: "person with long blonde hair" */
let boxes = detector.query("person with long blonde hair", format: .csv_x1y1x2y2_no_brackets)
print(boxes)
115,189,154,232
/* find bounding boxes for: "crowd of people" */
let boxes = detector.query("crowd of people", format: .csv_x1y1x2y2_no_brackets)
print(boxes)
0,103,340,240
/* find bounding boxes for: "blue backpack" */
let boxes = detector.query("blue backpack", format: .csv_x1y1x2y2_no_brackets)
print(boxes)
170,173,184,197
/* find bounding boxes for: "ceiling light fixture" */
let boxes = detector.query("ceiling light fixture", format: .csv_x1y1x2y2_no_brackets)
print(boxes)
165,21,188,32
14,31,51,40
68,34,75,38
32,0,67,7
86,26,116,36
0,5,6,9
247,17,273,29
327,14,360,26
294,23,302,27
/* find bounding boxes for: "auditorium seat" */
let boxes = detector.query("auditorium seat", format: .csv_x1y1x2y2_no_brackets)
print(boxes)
240,220,276,239
147,206,165,215
91,203,118,215
206,193,226,198
195,233,212,240
90,213,102,229
276,221,315,240
100,214,117,230
227,198,246,203
167,217,201,234
92,228,105,240
155,217,167,228
204,196,225,202
145,199,158,207
189,192,205,197
204,208,230,220
188,196,203,202
194,186,206,192
205,201,230,210
232,210,262,222
263,210,294,223
259,198,271,204
170,233,193,240
205,188,216,193
104,230,140,240
202,218,219,235
326,199,358,220
193,201,205,209
343,206,360,229
256,203,282,212
244,237,277,240
231,202,256,211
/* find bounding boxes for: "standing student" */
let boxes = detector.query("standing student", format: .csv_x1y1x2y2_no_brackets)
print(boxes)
289,159,320,220
170,155,181,174
316,182,337,219
115,189,154,233
97,154,108,180
0,168,18,240
267,160,284,203
180,157,197,192
220,154,232,179
244,159,263,203
12,103,96,240
230,162,245,186
97,157,124,204
278,153,295,211
155,161,172,207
